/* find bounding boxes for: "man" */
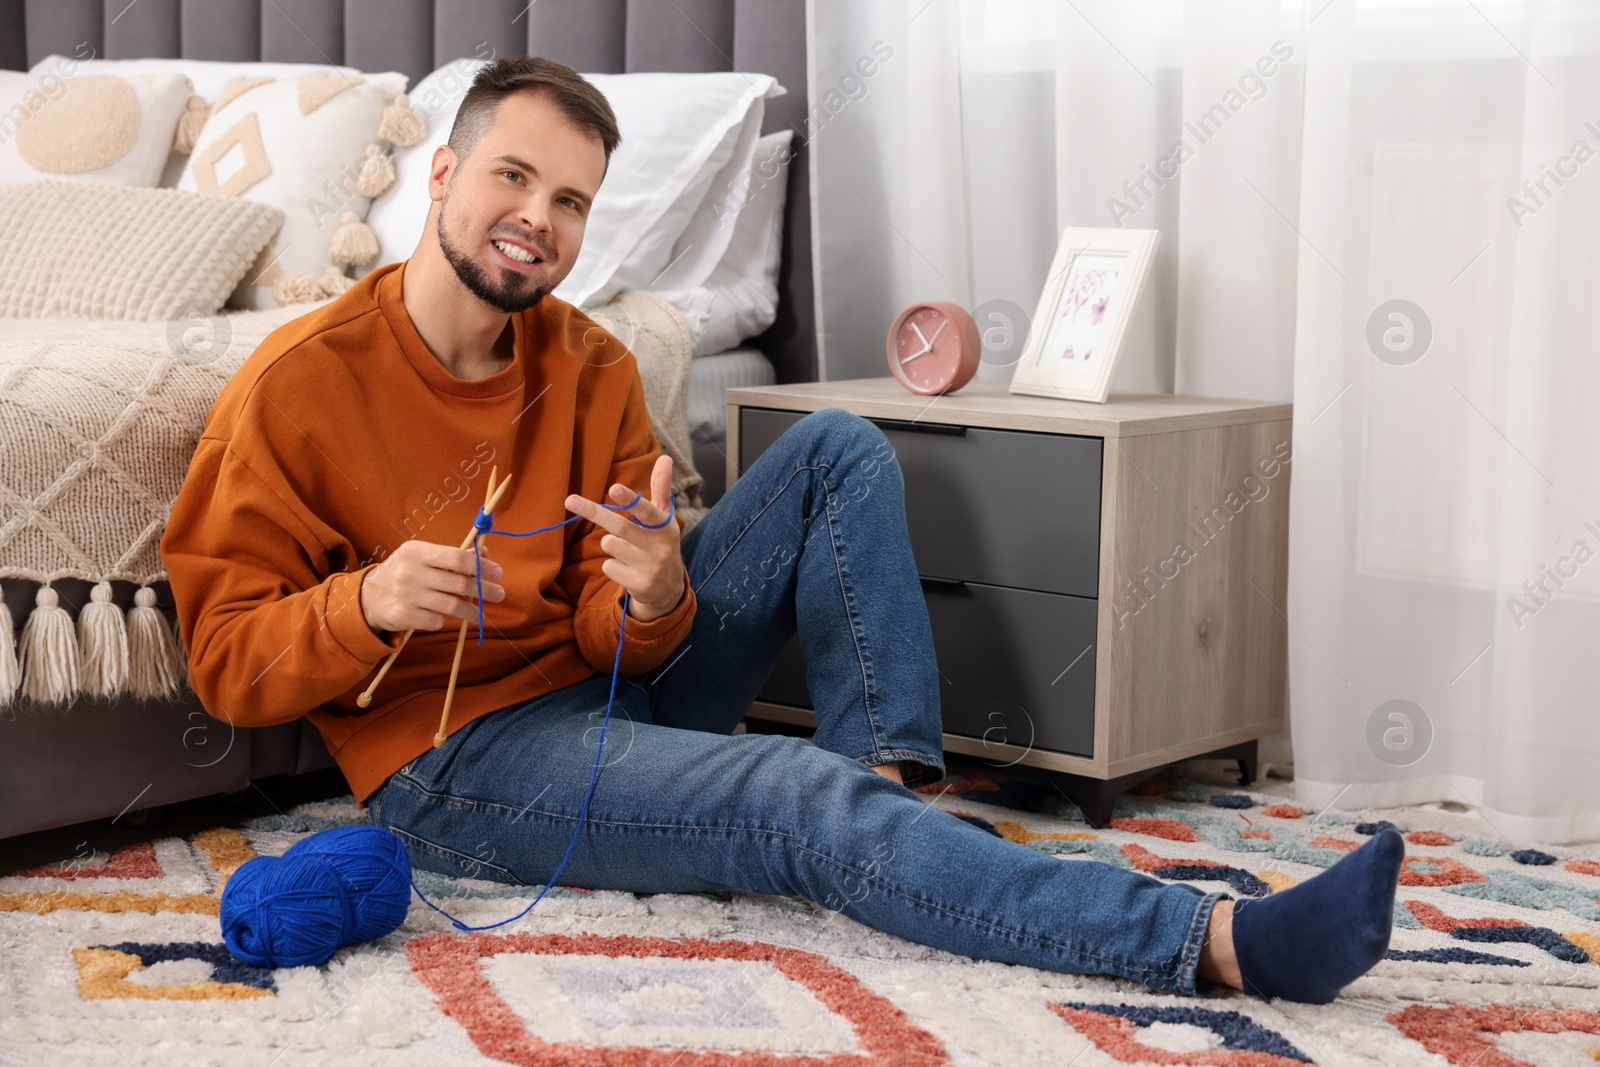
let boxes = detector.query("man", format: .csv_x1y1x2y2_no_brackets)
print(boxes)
163,56,1404,1005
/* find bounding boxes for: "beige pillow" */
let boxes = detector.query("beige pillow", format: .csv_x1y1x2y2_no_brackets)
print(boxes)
0,181,283,320
176,70,422,310
0,69,193,188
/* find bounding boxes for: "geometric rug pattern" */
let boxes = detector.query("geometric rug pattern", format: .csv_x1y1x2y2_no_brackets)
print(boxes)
3,757,1600,1065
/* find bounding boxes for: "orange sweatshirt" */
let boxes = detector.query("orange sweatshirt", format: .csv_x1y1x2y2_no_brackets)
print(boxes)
160,259,696,806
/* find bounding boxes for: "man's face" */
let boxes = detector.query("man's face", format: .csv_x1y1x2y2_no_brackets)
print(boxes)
431,90,606,313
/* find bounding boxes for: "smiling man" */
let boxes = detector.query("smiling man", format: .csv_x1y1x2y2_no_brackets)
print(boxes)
162,56,1404,1007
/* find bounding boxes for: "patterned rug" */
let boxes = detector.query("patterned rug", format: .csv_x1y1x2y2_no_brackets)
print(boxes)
4,758,1600,1066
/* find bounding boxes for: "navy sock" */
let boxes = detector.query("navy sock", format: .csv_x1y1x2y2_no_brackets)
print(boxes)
1230,827,1404,1004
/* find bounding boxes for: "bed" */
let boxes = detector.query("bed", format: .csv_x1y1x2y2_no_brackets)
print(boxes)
0,0,813,840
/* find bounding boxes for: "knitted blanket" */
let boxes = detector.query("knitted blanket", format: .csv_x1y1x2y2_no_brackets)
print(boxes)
583,289,707,528
0,290,703,706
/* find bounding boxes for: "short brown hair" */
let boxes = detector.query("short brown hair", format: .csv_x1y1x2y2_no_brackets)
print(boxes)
448,56,621,168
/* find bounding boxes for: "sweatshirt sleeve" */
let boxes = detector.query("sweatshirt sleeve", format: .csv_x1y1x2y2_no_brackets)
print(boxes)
160,436,406,729
557,371,696,676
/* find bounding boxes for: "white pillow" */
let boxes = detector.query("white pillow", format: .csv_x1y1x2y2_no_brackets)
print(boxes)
361,60,780,309
567,72,780,307
658,130,793,357
0,67,192,187
635,95,768,294
176,70,409,308
28,54,371,187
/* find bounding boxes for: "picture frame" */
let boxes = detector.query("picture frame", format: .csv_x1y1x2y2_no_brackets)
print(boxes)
1008,227,1160,404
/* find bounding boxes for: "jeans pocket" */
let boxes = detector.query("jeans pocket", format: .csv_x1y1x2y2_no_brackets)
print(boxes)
390,752,430,790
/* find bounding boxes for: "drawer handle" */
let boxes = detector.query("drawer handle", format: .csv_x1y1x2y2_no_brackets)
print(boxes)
919,575,968,591
872,417,967,436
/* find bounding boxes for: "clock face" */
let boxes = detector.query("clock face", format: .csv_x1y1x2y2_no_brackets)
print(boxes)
891,306,963,394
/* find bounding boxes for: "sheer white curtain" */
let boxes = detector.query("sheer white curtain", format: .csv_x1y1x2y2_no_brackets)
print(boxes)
809,0,1600,842
1291,1,1600,844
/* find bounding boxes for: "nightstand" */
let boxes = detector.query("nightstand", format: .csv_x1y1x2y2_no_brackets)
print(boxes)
726,379,1293,826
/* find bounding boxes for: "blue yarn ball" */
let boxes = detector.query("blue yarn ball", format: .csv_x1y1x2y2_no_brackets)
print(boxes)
283,826,413,943
221,826,413,968
221,855,351,968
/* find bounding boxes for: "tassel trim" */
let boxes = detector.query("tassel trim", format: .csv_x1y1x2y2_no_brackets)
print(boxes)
378,93,426,148
174,94,210,154
0,594,18,705
18,585,78,704
78,581,129,697
128,586,184,699
329,210,381,268
354,141,396,198
0,580,189,705
273,265,356,306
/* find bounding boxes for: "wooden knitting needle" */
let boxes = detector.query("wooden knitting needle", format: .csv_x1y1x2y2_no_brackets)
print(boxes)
434,468,496,747
356,465,513,710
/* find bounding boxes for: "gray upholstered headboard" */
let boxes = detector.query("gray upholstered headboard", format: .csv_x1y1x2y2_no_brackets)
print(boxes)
0,0,816,383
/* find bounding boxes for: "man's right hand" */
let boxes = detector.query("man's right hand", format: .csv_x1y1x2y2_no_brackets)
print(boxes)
360,539,506,635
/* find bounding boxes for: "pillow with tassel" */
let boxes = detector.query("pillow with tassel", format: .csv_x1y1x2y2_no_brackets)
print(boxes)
175,70,424,310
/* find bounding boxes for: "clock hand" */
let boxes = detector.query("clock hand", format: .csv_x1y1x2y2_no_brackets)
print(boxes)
927,318,948,346
903,319,944,362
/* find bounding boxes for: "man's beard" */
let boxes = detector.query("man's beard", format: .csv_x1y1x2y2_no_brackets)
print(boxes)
436,190,554,314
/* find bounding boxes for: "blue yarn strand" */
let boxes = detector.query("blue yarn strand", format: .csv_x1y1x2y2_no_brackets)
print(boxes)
408,488,675,932
405,589,632,932
469,490,676,647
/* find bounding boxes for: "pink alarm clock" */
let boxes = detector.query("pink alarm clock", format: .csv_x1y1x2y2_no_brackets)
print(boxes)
886,301,981,396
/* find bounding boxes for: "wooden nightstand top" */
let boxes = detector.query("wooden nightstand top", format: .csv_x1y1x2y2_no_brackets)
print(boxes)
727,378,1292,438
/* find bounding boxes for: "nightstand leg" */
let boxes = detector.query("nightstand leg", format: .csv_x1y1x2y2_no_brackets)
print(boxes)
1239,747,1258,787
1053,768,1162,829
1202,739,1260,787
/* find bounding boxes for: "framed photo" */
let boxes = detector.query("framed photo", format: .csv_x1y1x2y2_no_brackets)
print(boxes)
1008,227,1159,404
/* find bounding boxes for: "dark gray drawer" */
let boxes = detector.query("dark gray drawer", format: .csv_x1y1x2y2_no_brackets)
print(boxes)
739,407,1102,598
757,579,1097,759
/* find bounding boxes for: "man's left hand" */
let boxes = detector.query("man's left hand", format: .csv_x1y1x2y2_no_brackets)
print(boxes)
565,454,686,623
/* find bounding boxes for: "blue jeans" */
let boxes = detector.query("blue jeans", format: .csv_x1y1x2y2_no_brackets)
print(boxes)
367,408,1223,994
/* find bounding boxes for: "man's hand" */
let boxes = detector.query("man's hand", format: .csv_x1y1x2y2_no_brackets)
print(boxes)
361,539,505,634
565,454,686,624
